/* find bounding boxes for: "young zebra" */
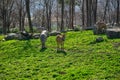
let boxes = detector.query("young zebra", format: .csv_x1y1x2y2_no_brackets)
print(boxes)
40,30,48,49
56,33,65,51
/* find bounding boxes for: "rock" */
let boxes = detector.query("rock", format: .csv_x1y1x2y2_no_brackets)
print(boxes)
84,26,93,30
32,33,40,39
20,31,29,37
50,31,61,36
106,28,120,39
4,33,18,40
4,31,34,40
19,31,32,40
74,27,80,31
96,37,104,42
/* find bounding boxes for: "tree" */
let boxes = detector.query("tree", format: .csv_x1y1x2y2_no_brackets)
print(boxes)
16,0,26,32
69,0,75,29
82,0,85,29
86,0,92,28
44,0,53,32
55,0,61,31
85,0,98,29
116,0,120,25
103,0,109,21
25,0,33,33
56,0,60,31
0,0,14,34
61,0,64,31
92,0,97,24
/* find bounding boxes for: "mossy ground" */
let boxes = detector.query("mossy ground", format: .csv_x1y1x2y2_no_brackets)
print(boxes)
0,30,120,80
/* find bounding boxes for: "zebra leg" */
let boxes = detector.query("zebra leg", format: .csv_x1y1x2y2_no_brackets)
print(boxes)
57,43,60,51
41,42,45,49
61,42,64,51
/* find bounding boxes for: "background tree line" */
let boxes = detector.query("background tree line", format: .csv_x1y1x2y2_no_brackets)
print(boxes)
0,0,119,34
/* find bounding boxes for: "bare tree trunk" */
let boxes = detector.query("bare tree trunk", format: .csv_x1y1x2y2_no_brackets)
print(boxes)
93,0,97,24
21,11,26,31
19,7,22,31
49,1,52,31
86,0,97,29
82,0,85,29
69,0,75,29
89,0,92,26
86,0,91,27
7,1,14,33
71,0,75,29
2,0,14,34
2,9,7,34
61,0,64,31
2,0,7,34
103,0,109,21
45,0,49,31
45,0,52,32
69,0,72,29
16,0,25,32
42,6,45,27
25,0,33,33
57,1,59,31
116,0,120,25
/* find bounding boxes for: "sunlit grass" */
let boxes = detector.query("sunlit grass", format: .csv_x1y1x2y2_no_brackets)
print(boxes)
0,30,120,79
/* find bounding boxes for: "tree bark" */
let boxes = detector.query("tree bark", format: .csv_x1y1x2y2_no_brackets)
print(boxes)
71,0,75,29
86,0,91,27
82,0,85,29
103,0,109,21
61,0,64,31
25,0,33,33
45,0,52,32
116,0,120,25
93,0,97,24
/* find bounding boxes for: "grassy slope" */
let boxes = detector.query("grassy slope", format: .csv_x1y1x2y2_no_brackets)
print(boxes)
0,30,120,80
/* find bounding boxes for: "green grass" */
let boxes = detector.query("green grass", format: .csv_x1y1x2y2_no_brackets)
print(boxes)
0,30,120,80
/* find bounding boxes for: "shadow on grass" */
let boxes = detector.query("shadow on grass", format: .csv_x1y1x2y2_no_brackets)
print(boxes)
40,48,47,52
57,50,67,55
22,40,32,50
